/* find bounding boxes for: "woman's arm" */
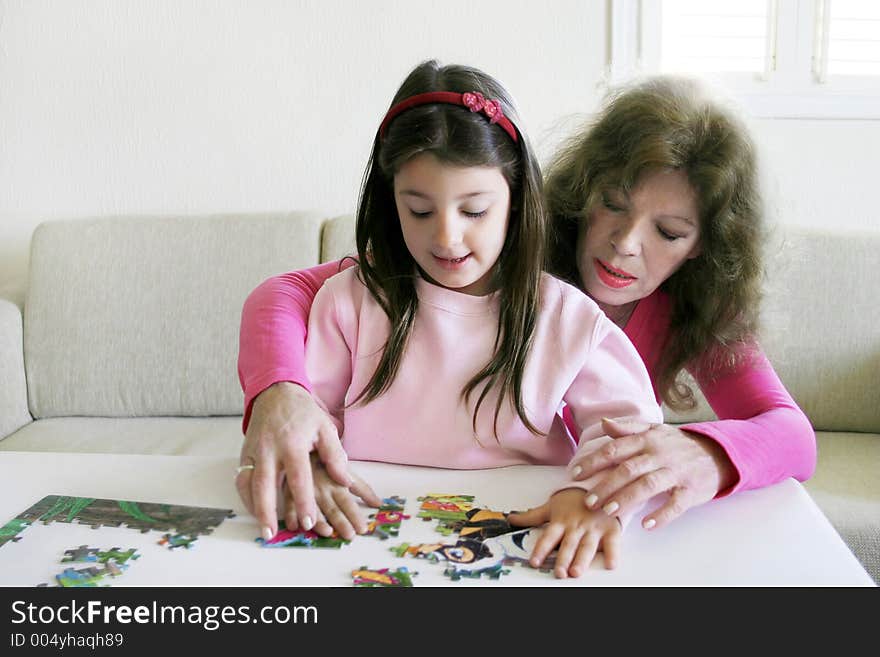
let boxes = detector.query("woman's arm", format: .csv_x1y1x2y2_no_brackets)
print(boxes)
235,258,357,540
571,340,817,530
238,259,351,430
680,345,817,495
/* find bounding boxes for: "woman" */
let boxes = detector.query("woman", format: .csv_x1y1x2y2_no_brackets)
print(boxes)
235,75,816,542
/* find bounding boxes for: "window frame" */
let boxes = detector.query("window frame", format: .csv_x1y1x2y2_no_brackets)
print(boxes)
609,0,880,120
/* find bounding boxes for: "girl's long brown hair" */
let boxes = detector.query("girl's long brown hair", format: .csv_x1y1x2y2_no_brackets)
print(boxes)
545,75,765,411
352,60,547,438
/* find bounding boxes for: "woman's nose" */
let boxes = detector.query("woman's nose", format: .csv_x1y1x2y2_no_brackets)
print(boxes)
610,219,641,256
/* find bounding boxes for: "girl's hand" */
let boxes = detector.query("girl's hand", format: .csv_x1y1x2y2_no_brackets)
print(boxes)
235,382,351,540
572,418,737,530
284,454,382,541
507,488,621,578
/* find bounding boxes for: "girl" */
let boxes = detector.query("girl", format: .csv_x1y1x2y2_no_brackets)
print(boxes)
238,60,664,578
236,73,815,555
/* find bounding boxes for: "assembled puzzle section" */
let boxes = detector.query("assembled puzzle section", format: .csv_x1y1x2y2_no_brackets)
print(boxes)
390,493,559,583
0,495,235,548
0,494,237,587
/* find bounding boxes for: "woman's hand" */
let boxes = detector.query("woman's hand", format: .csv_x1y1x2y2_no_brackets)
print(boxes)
572,418,738,530
507,489,622,578
235,382,351,540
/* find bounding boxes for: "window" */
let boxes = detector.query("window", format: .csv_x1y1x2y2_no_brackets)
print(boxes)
610,0,880,119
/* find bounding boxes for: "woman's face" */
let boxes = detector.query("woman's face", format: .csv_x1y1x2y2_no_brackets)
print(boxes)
578,168,702,310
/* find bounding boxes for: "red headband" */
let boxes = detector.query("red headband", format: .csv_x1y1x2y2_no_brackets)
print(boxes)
378,91,518,143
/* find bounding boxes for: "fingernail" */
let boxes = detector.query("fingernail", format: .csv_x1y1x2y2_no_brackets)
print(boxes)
571,465,582,478
603,501,619,515
585,494,598,509
301,515,313,531
262,526,273,541
643,518,656,530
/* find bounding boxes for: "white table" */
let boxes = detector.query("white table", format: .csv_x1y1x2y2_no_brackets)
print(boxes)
0,451,873,586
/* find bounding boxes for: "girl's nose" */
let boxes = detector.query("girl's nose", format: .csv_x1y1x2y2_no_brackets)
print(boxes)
434,211,462,248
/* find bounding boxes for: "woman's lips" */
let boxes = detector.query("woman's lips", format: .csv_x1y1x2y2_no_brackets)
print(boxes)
594,259,637,289
433,253,471,270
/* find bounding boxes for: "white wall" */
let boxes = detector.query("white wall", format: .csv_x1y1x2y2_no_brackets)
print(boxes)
1,1,877,306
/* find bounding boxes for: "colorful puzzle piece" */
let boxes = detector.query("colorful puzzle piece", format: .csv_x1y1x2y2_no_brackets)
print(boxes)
55,561,127,588
416,494,475,535
95,547,140,566
351,565,416,587
256,524,350,549
365,496,410,540
157,533,197,550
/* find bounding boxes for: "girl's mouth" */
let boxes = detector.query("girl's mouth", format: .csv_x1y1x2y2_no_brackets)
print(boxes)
594,259,637,289
434,253,471,270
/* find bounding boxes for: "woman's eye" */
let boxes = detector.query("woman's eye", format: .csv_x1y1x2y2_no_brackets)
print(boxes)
657,227,683,241
462,209,488,219
409,209,432,218
601,195,625,212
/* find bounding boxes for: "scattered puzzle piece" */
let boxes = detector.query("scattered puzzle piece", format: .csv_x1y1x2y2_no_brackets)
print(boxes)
351,566,416,587
95,547,140,566
158,533,197,550
364,496,409,540
55,562,127,588
61,545,100,563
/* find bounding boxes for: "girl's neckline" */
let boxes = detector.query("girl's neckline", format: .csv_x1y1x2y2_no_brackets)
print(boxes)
414,276,500,316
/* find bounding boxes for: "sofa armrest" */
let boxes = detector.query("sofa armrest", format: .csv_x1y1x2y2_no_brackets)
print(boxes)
0,298,32,439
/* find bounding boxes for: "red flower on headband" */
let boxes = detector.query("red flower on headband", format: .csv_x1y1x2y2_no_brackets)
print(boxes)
462,91,486,112
462,91,504,125
482,99,503,124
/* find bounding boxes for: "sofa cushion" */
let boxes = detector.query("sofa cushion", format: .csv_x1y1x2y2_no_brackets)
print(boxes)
320,213,357,263
651,227,880,432
0,299,32,438
25,213,324,418
0,416,242,457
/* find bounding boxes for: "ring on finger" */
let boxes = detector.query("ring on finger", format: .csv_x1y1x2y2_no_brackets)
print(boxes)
234,455,257,477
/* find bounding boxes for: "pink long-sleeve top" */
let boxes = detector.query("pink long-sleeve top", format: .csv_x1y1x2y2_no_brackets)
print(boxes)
303,267,662,491
238,259,817,497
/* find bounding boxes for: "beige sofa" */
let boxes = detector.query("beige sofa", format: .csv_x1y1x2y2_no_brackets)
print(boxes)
1,212,877,583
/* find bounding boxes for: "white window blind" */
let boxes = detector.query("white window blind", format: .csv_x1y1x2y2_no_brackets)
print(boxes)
611,0,880,118
659,0,773,75
819,0,880,77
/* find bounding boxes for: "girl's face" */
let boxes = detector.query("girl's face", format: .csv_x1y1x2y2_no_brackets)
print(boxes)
578,168,702,312
394,153,510,296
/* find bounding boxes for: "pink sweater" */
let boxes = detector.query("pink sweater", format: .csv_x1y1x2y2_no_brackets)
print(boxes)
304,268,662,487
238,259,817,496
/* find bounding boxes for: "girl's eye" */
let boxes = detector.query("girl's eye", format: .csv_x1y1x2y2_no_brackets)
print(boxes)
657,226,684,241
462,209,488,219
409,209,432,218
